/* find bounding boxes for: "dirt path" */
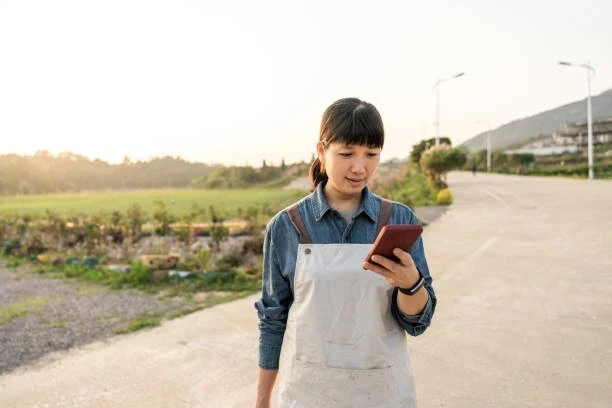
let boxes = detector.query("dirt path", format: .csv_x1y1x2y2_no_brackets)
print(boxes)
1,172,611,407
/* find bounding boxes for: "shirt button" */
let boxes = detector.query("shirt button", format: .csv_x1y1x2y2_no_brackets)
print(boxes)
305,248,311,255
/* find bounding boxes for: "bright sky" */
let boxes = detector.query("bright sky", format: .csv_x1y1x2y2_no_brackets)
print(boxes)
1,0,611,166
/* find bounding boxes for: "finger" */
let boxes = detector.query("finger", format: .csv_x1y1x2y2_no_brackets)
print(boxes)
392,248,415,267
369,254,399,271
362,261,391,278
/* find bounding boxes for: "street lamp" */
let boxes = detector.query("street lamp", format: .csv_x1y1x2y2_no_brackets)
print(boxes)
559,61,596,179
434,72,465,146
476,120,492,172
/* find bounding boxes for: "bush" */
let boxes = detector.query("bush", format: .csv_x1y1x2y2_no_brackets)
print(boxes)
193,249,212,271
199,270,260,291
242,235,264,255
375,169,437,208
64,264,87,278
435,189,453,205
125,262,153,286
212,251,243,272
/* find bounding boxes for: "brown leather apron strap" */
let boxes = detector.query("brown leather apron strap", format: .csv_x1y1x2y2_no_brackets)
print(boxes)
287,204,311,244
288,199,391,243
376,199,393,235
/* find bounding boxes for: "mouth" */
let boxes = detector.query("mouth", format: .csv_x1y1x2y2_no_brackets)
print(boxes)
346,177,365,185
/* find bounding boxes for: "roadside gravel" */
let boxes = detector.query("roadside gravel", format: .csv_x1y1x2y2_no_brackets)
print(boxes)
0,262,194,375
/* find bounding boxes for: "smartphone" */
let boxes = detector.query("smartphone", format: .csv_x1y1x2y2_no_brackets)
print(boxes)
364,224,423,264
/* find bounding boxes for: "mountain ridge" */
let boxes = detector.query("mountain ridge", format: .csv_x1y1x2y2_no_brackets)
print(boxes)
460,88,612,152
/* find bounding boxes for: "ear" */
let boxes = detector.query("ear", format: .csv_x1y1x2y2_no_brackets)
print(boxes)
316,142,326,164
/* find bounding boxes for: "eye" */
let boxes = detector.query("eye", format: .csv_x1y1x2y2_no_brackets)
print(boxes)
339,152,352,157
367,152,379,158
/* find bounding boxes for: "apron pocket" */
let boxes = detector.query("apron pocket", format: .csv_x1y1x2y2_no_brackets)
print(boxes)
281,359,400,408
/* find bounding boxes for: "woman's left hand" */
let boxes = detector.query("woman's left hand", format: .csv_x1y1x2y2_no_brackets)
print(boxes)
362,248,420,289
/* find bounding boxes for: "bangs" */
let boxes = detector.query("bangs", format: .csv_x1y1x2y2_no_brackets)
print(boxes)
322,100,384,148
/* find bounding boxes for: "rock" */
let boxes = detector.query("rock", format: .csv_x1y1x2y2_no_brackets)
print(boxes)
108,264,131,273
140,254,179,270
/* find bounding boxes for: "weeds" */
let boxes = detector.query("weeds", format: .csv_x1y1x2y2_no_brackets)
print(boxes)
0,296,53,324
115,311,162,334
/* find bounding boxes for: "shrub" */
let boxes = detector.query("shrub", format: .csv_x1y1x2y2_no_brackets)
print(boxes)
153,201,176,236
435,189,453,205
64,264,87,278
200,270,260,291
212,251,243,272
242,235,264,255
193,249,212,271
375,169,437,208
125,261,153,285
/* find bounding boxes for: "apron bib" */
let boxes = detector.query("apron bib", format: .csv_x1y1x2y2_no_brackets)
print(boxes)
276,243,417,408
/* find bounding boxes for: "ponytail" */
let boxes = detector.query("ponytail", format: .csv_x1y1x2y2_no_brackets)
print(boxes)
309,157,327,191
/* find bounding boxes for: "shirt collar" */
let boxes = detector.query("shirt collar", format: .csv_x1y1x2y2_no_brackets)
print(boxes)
312,181,378,223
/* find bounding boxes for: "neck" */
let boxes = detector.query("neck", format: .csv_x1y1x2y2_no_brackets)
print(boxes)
323,184,362,210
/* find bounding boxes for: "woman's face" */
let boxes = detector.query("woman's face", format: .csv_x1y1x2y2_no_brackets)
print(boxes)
317,141,381,201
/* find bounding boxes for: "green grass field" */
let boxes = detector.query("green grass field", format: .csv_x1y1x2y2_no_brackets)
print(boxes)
0,188,307,218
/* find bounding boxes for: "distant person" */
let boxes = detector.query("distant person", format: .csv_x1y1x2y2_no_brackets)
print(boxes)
254,98,436,407
472,163,477,176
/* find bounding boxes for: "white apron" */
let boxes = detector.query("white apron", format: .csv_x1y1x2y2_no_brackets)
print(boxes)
276,243,417,408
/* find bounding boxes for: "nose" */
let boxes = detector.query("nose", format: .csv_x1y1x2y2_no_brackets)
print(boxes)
350,156,366,174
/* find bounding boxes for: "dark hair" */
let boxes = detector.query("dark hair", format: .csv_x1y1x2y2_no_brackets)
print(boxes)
309,98,384,188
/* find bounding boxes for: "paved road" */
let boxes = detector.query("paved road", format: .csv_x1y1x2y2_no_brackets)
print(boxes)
1,172,611,407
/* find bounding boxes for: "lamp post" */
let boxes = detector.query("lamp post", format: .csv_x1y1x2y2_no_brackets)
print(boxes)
559,61,596,179
434,72,465,146
476,120,492,172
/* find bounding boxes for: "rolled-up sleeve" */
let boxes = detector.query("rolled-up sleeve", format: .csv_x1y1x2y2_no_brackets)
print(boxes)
390,223,437,336
254,216,293,369
391,288,436,336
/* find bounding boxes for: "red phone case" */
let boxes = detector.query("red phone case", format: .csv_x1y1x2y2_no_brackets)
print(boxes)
364,224,423,263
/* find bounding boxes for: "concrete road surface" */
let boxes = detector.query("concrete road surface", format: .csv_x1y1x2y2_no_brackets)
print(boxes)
1,172,611,407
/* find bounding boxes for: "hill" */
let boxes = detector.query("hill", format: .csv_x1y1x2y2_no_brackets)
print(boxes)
460,88,612,152
0,152,308,195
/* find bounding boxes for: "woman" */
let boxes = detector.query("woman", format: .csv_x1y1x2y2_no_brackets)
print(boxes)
254,97,436,407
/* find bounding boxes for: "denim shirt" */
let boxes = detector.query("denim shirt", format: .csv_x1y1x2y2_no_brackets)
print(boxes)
254,182,437,369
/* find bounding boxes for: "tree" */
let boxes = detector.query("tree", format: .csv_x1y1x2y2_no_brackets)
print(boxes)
508,153,535,166
410,137,452,166
175,204,202,247
471,149,488,169
107,210,124,244
152,200,176,236
204,168,230,189
124,204,146,239
492,151,508,170
84,212,105,255
208,206,228,251
420,143,467,187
